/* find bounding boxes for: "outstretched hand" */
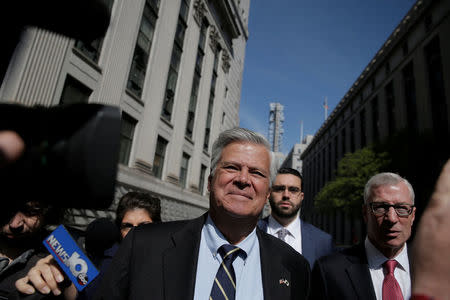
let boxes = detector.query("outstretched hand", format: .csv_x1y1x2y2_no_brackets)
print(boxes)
15,254,77,299
411,159,450,299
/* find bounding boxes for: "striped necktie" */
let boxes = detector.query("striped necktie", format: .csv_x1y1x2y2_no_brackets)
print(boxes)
209,244,242,300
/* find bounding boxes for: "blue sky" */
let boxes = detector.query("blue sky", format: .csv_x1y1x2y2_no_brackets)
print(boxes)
239,0,416,155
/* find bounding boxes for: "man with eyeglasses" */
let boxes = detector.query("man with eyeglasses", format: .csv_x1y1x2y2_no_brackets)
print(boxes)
310,172,416,300
258,167,334,267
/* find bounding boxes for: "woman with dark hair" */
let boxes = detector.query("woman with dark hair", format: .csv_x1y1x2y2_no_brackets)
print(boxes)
115,192,161,239
78,192,161,300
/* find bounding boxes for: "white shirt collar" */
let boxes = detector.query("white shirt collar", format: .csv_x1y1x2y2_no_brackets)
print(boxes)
365,237,410,272
267,213,301,239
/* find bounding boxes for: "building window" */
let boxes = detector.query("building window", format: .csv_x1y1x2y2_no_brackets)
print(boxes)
424,14,433,32
349,119,355,152
385,81,396,134
186,74,200,139
185,19,208,139
425,36,448,139
59,75,92,105
360,109,366,147
203,47,220,151
119,113,137,165
327,142,332,180
203,94,214,151
402,62,418,132
340,128,346,157
334,135,338,169
371,96,379,142
126,0,160,97
161,0,191,121
179,152,190,188
74,39,103,63
153,136,168,179
385,61,391,75
199,164,207,194
74,0,115,63
402,41,409,57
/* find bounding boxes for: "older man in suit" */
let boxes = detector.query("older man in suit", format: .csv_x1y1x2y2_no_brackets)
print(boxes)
95,128,310,300
311,172,416,300
258,167,334,267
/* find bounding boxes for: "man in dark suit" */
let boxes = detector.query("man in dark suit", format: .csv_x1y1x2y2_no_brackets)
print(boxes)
311,172,416,300
257,167,334,267
95,128,310,300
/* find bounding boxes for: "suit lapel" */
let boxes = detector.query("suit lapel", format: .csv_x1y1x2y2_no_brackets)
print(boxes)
345,245,377,300
162,214,206,300
258,229,291,300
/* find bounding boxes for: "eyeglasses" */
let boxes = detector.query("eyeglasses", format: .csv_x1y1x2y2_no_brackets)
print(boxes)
272,185,302,195
368,202,414,217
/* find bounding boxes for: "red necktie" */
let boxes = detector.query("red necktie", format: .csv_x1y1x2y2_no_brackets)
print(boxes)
382,260,404,300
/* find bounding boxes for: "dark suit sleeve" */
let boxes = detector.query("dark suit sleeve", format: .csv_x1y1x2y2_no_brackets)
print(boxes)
94,229,135,300
324,234,336,256
309,258,328,300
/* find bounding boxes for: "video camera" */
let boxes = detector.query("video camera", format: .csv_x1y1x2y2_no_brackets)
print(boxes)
0,0,119,224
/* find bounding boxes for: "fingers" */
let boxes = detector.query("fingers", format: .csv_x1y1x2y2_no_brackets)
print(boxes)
0,131,25,167
15,255,65,296
429,159,450,208
28,260,63,295
15,276,36,295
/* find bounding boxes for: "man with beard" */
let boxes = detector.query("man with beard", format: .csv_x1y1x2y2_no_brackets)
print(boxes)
258,167,334,267
0,201,57,298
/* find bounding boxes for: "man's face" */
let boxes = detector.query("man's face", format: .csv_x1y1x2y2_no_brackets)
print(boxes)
1,202,44,240
363,181,416,258
269,174,304,219
208,141,271,221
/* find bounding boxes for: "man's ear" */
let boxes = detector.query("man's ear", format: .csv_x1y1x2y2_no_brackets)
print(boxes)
411,206,416,224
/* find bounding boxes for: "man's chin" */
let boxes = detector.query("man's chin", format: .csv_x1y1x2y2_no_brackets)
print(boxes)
272,206,299,219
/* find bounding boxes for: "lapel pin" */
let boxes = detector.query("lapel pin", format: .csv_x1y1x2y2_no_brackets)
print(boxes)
279,278,290,287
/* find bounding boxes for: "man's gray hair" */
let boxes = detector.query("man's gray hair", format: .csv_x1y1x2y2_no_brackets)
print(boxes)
363,172,415,204
210,127,272,179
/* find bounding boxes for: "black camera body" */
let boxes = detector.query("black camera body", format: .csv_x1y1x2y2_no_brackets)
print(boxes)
0,0,118,225
0,103,121,223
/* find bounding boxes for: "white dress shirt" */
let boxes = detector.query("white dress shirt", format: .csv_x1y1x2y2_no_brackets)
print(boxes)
267,214,302,254
365,237,411,300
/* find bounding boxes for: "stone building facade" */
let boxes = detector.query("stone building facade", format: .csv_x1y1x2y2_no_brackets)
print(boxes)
0,0,251,228
300,0,450,246
281,135,314,174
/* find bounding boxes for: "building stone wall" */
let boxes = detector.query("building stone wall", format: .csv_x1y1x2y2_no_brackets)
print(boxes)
1,0,251,230
300,0,450,246
281,134,314,174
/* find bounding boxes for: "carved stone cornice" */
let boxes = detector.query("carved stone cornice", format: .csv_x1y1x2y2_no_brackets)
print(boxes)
193,0,207,26
221,51,231,73
134,159,153,176
209,25,220,51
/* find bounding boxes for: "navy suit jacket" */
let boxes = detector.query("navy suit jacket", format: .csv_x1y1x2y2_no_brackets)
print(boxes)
95,213,311,300
310,244,377,300
311,243,413,300
257,216,335,267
